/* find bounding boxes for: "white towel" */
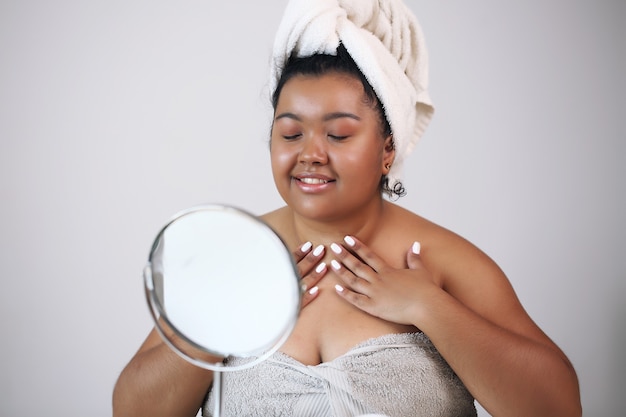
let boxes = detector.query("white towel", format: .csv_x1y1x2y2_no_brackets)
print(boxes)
270,0,434,189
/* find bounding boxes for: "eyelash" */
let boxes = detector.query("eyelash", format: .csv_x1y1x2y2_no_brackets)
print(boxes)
282,134,348,141
282,134,301,140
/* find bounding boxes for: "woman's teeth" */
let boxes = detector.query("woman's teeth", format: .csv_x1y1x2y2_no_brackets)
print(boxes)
299,178,329,184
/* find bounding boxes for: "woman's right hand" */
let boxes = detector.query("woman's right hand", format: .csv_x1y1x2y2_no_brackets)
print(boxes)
293,242,327,308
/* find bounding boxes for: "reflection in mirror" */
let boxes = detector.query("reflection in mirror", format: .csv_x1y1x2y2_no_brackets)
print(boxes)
143,205,301,416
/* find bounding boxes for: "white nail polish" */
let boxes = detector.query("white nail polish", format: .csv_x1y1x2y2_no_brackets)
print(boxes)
412,241,421,255
315,262,326,273
301,241,312,253
308,286,319,295
313,244,324,257
330,243,342,254
343,236,355,247
331,259,341,270
335,284,344,292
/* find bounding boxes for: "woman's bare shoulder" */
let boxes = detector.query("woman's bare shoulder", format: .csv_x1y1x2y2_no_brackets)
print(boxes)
387,203,523,325
259,206,295,242
259,206,289,226
385,202,502,281
385,202,466,246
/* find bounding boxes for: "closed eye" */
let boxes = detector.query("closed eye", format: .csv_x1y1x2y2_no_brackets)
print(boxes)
282,133,302,140
328,134,348,140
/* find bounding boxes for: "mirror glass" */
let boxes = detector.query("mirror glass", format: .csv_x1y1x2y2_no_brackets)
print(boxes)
143,205,300,371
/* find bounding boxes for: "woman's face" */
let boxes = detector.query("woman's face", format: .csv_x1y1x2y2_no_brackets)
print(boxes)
270,72,394,221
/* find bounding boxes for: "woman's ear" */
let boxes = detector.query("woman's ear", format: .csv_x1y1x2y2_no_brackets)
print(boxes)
382,135,395,174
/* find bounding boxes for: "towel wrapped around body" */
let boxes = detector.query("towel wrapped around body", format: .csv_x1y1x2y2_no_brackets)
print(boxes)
203,333,476,417
270,0,434,188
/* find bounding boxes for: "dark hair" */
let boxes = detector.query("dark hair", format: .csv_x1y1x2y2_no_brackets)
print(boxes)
271,44,406,199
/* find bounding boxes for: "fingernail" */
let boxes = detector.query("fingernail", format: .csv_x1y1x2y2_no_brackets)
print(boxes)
315,262,326,273
308,286,319,295
301,241,312,253
412,241,421,255
313,244,324,257
343,235,355,247
335,284,344,292
331,259,341,270
330,243,342,254
300,283,308,293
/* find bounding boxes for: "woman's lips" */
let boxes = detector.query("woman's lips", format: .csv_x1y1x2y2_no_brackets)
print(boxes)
293,175,335,192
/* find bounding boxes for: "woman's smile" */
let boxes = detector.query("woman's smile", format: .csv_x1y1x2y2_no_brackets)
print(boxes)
293,173,336,192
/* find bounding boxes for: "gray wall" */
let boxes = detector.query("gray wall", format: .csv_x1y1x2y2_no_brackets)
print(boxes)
1,1,623,416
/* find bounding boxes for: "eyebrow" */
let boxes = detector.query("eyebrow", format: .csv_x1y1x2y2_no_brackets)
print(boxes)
274,112,361,122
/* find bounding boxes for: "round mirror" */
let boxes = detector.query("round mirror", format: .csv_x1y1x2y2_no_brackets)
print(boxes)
143,205,301,372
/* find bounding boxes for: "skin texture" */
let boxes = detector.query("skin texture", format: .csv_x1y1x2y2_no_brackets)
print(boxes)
112,72,581,417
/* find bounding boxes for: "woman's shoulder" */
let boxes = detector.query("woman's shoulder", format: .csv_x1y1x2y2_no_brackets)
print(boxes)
259,206,290,230
383,202,464,247
384,202,503,284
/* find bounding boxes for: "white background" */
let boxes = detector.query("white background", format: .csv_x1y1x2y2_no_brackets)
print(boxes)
1,1,623,416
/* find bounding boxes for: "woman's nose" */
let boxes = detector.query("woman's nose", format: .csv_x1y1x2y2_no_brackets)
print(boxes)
298,135,328,165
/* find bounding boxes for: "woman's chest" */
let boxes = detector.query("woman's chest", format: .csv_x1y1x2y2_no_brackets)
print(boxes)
279,270,415,365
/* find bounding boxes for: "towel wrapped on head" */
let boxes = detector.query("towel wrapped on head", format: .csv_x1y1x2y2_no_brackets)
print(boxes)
270,0,434,190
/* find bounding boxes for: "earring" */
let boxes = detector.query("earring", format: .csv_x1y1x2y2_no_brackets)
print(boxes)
384,163,391,170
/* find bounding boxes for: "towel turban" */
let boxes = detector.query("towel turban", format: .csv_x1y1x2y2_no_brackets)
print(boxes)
269,0,434,189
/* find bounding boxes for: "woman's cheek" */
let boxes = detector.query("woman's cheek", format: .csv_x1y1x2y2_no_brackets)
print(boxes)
271,144,296,170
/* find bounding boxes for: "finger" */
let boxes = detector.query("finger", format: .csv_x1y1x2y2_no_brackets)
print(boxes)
330,259,371,293
300,261,328,294
295,244,325,277
341,235,388,273
300,262,327,309
300,285,320,309
334,283,371,310
293,241,312,262
330,241,377,281
406,241,422,270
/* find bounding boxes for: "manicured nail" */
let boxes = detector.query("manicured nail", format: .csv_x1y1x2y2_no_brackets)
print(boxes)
343,236,355,247
330,243,342,254
300,283,308,293
308,286,319,295
313,244,324,257
315,262,326,273
335,284,344,292
412,241,421,255
331,259,341,270
301,241,312,253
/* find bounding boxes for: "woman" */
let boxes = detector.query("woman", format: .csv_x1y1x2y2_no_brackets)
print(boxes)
113,1,581,416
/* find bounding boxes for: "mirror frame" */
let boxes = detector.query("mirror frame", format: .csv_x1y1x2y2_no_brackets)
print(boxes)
143,204,301,372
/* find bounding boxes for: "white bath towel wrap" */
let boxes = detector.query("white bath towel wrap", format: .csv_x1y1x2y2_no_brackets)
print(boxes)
270,0,434,189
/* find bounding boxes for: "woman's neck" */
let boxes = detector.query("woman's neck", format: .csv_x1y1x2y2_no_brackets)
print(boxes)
290,199,389,248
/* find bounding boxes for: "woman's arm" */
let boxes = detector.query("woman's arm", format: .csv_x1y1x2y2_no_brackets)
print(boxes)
331,234,582,417
112,328,215,417
423,237,580,417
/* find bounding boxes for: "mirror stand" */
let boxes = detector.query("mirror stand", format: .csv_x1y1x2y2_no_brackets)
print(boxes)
212,363,224,417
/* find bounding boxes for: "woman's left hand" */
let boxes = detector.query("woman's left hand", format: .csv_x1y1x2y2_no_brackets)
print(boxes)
330,236,439,325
